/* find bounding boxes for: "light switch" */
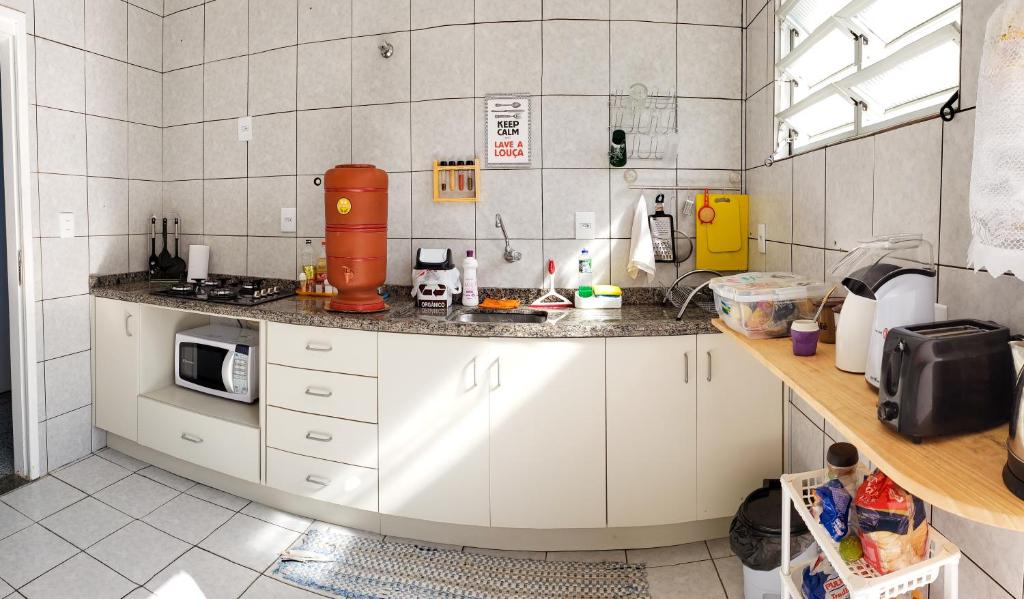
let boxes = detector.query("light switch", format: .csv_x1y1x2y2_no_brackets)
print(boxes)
58,212,74,238
280,207,296,233
238,116,252,141
757,223,767,254
575,211,596,240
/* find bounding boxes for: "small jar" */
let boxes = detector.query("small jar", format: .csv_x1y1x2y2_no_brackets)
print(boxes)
827,442,860,499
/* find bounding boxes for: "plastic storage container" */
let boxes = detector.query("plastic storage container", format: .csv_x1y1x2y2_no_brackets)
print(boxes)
710,272,827,339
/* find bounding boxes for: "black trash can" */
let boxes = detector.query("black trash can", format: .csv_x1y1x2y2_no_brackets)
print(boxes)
729,479,815,571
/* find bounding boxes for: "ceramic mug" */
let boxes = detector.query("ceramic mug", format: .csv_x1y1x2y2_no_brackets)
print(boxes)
791,319,821,357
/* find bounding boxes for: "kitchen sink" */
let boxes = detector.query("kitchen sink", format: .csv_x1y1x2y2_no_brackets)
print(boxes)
450,310,548,324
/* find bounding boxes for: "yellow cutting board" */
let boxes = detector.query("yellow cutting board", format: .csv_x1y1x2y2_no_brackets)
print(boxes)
696,194,748,271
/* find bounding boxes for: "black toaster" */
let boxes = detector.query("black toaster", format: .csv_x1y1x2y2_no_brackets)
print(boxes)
877,319,1015,443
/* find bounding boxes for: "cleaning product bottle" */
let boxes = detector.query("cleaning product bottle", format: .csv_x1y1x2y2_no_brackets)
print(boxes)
301,240,315,292
315,241,328,293
578,248,593,298
462,250,479,307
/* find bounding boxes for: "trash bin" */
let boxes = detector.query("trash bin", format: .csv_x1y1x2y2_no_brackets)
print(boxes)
730,479,816,599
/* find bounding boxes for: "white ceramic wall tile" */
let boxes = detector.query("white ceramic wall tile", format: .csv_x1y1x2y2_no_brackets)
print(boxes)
205,0,249,62
85,0,128,60
611,21,676,94
163,6,204,71
475,22,542,97
204,120,248,179
41,295,90,360
248,112,297,177
410,172,475,239
825,136,874,251
128,5,162,70
37,107,87,175
204,235,247,274
929,554,1015,599
163,65,203,126
38,174,87,238
411,0,473,28
351,32,410,105
128,123,162,181
940,110,975,268
46,405,93,470
204,179,248,236
609,238,679,287
247,237,297,278
939,267,1024,333
792,150,825,247
352,0,409,36
745,8,770,98
611,0,675,22
163,126,205,181
351,103,411,173
543,238,610,287
35,0,86,48
476,239,543,288
88,177,129,236
477,169,543,241
43,351,91,419
678,98,741,170
297,108,352,175
410,99,474,172
129,180,162,234
744,83,774,170
932,506,1024,599
746,160,792,243
411,25,474,101
475,0,541,22
543,0,609,19
679,0,742,27
542,96,608,169
128,65,162,126
789,403,824,474
166,0,205,14
26,35,35,106
299,0,351,43
766,240,791,271
872,119,942,250
543,169,610,240
249,46,297,116
678,24,741,99
297,40,351,110
89,235,129,276
249,0,297,53
961,0,1003,110
247,176,296,236
204,57,249,121
385,238,412,285
385,172,412,239
35,39,85,113
610,168,676,238
163,180,205,234
543,20,609,95
791,245,824,282
86,54,128,121
86,117,129,178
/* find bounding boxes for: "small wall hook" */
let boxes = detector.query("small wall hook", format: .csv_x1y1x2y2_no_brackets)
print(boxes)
379,40,394,59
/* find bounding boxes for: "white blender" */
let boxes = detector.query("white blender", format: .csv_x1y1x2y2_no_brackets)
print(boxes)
830,235,937,387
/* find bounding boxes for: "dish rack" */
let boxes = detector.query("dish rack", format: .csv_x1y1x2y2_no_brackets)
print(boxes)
609,84,678,162
664,269,721,320
780,468,961,599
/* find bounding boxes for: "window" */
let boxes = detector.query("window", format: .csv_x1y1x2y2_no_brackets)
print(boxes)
774,0,961,154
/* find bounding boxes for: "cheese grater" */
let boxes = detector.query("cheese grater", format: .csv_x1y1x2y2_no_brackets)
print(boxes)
649,193,676,263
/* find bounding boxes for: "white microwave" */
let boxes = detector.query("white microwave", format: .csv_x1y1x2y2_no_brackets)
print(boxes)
175,324,259,403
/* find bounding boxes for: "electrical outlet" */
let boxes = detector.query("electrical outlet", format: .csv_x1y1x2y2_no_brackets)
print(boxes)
757,223,767,254
280,207,296,233
238,116,253,141
58,212,74,238
575,211,596,240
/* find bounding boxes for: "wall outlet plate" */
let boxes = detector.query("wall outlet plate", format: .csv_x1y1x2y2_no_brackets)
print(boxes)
280,207,296,233
58,212,74,238
575,211,596,240
757,223,767,254
238,116,253,141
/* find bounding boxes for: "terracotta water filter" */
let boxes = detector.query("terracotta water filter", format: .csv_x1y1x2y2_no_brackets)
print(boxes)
324,164,388,312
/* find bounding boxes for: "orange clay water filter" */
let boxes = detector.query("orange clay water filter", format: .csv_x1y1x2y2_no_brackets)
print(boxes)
324,164,388,312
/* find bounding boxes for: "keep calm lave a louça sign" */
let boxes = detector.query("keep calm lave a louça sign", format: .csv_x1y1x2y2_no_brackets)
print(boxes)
485,94,531,168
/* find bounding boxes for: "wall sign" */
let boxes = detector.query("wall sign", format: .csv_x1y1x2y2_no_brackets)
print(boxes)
484,93,532,168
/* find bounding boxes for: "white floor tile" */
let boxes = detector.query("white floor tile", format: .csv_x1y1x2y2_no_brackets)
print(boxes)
0,575,12,597
241,576,324,598
20,553,134,599
186,484,250,512
123,589,157,599
547,549,627,563
647,560,727,599
52,455,131,494
143,493,234,545
199,514,301,572
706,537,734,559
305,521,381,541
88,520,191,585
138,466,196,492
147,548,259,599
0,502,33,541
40,497,132,549
714,556,744,599
241,503,312,533
95,448,148,472
0,524,79,587
627,542,710,567
1,476,86,521
93,474,180,519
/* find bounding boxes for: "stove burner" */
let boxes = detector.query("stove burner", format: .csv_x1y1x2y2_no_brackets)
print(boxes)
207,288,237,299
152,278,293,306
169,283,196,294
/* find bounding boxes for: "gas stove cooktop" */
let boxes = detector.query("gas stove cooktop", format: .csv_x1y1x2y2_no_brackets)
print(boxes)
151,278,295,306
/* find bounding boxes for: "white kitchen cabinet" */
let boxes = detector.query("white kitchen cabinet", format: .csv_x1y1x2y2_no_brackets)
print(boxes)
607,336,698,527
489,337,606,529
378,333,491,527
696,333,783,519
94,298,141,441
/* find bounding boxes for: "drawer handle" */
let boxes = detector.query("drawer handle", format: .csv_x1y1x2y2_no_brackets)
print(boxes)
305,474,332,486
180,432,203,444
306,431,333,442
305,342,333,352
304,387,333,398
706,351,712,382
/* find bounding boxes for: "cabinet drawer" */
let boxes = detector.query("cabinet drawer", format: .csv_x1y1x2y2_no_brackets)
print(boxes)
138,397,259,483
267,406,377,468
267,364,376,423
267,323,377,376
266,448,377,512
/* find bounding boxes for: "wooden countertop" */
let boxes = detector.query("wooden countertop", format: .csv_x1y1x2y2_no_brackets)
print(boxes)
713,319,1024,532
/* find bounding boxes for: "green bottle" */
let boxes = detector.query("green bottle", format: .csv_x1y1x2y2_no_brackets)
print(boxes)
578,248,593,298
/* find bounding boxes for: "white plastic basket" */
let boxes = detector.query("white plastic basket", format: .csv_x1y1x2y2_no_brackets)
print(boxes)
780,468,961,599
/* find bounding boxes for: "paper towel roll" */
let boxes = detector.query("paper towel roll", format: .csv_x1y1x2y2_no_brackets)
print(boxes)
187,245,210,281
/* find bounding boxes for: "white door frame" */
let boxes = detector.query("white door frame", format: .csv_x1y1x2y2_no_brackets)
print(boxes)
0,7,38,479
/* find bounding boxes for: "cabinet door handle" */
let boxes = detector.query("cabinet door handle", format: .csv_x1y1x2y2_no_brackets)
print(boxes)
305,474,331,486
305,342,332,352
706,351,712,382
490,358,501,390
304,387,332,398
180,432,203,444
306,431,333,442
125,313,133,337
683,352,689,384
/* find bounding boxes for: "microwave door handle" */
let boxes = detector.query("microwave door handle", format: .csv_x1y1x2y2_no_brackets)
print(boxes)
221,352,235,394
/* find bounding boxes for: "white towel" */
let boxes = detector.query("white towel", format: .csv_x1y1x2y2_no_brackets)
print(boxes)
627,196,656,282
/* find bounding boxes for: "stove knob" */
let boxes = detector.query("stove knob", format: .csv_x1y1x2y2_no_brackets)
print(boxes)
877,401,899,422
272,286,279,294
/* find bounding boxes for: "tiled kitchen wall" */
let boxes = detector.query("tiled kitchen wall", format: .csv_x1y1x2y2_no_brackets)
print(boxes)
11,0,163,474
155,0,745,289
744,0,1024,596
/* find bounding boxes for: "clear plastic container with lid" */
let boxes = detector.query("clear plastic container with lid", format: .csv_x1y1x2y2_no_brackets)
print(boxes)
709,272,828,339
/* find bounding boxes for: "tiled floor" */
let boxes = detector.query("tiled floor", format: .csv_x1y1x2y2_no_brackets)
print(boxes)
0,448,743,598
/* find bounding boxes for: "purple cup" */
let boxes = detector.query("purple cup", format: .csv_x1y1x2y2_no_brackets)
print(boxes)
790,319,821,356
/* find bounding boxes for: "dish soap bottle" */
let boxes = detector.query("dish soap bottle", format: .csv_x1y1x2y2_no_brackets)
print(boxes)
315,241,328,293
578,248,593,298
462,250,479,307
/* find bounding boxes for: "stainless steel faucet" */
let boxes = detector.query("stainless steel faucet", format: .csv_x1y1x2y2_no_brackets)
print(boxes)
495,214,521,262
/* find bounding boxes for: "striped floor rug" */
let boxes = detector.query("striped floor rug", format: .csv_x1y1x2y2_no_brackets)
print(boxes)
274,529,650,598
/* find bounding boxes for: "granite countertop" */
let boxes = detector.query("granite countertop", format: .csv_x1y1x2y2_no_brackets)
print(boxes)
91,279,721,338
